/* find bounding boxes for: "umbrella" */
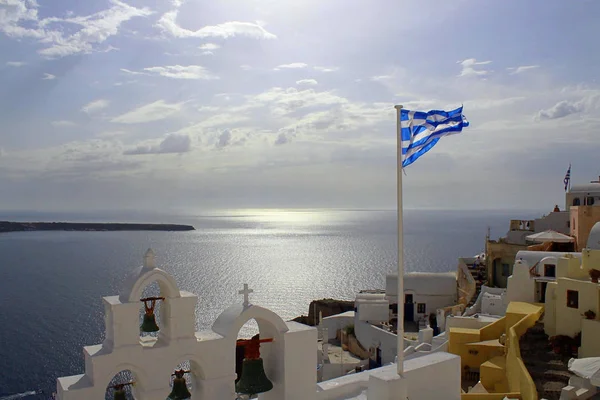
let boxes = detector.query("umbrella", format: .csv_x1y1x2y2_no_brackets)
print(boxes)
526,230,575,243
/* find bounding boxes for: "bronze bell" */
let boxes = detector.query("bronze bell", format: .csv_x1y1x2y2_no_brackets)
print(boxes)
141,312,160,332
167,372,192,400
235,358,273,396
113,388,127,400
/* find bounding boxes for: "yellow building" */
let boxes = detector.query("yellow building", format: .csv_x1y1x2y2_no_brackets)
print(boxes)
544,249,600,358
449,302,543,400
570,206,600,251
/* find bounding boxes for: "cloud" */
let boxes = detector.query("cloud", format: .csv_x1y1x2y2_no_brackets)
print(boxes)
124,133,192,155
507,65,540,75
51,120,76,127
457,58,492,77
42,73,56,80
6,61,26,67
81,99,109,114
314,66,339,72
536,100,586,120
252,87,347,115
111,100,184,124
370,75,393,82
143,65,217,80
274,63,308,70
274,128,295,145
156,9,277,40
296,79,318,86
240,65,252,70
199,43,220,50
216,129,232,149
2,0,153,58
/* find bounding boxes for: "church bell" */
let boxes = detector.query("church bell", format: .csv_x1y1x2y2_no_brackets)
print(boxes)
235,358,273,396
167,370,192,400
113,388,127,400
140,297,163,333
140,312,160,332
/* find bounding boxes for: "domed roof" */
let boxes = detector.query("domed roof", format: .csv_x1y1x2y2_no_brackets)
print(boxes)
588,222,600,250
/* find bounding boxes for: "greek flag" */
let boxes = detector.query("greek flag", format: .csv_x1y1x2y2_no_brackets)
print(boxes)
400,106,469,168
564,164,571,192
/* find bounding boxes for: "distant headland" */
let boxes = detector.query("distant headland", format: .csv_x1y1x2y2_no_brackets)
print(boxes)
0,221,195,232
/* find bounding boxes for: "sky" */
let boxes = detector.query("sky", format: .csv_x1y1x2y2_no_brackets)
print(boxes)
1,0,600,213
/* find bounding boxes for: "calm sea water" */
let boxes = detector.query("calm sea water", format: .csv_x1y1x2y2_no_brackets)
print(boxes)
0,209,539,397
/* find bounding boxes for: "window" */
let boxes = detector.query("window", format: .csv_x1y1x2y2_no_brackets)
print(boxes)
417,303,426,314
567,290,579,309
587,197,595,206
573,198,581,206
544,264,556,277
502,263,510,277
567,220,570,228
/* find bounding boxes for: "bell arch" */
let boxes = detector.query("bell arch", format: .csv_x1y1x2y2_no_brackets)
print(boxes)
213,304,290,400
102,364,149,399
126,268,181,303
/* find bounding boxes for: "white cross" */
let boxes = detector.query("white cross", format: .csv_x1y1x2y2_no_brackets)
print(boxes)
239,284,253,307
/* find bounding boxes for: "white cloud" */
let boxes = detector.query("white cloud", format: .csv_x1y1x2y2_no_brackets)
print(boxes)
274,63,308,70
81,99,109,114
240,64,252,70
199,43,220,50
51,120,76,127
124,133,192,155
120,68,145,75
536,100,586,120
507,65,540,75
143,65,217,80
296,79,318,86
252,87,348,115
156,9,277,40
6,61,26,67
370,75,393,82
457,58,492,77
111,100,184,124
314,66,339,72
3,0,154,58
42,73,56,80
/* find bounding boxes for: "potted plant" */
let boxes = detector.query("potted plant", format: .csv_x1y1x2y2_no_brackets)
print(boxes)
584,310,596,320
590,269,600,283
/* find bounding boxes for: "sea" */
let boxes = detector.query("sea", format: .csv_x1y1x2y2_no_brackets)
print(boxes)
0,208,541,398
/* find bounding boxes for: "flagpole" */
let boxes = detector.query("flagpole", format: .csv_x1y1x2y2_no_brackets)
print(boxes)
394,104,405,376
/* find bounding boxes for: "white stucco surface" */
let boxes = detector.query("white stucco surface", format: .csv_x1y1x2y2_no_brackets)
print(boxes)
506,259,536,304
56,249,317,400
386,273,457,322
588,222,600,250
55,249,466,400
321,312,355,340
316,352,460,400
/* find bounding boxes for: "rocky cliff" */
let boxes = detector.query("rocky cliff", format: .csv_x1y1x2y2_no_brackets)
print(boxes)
291,298,354,326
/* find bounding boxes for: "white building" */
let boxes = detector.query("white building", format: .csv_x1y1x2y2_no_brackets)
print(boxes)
506,250,582,304
55,249,464,400
588,221,600,250
386,272,457,323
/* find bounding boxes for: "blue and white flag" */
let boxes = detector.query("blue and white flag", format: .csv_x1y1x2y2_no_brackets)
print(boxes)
400,106,469,168
564,164,571,192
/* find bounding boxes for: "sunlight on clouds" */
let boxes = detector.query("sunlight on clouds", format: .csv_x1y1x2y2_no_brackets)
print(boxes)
111,100,185,124
81,99,110,114
156,8,277,40
457,58,492,77
2,0,153,57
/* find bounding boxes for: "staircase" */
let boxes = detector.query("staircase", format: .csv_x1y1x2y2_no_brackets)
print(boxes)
519,322,573,400
467,262,487,307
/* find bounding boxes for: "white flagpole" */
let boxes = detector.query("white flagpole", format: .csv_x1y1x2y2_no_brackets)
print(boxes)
394,104,405,376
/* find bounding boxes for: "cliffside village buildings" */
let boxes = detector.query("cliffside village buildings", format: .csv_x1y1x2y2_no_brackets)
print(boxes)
55,179,600,400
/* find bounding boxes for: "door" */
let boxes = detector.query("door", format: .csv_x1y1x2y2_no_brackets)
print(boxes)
540,282,547,303
376,347,382,366
404,294,414,322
